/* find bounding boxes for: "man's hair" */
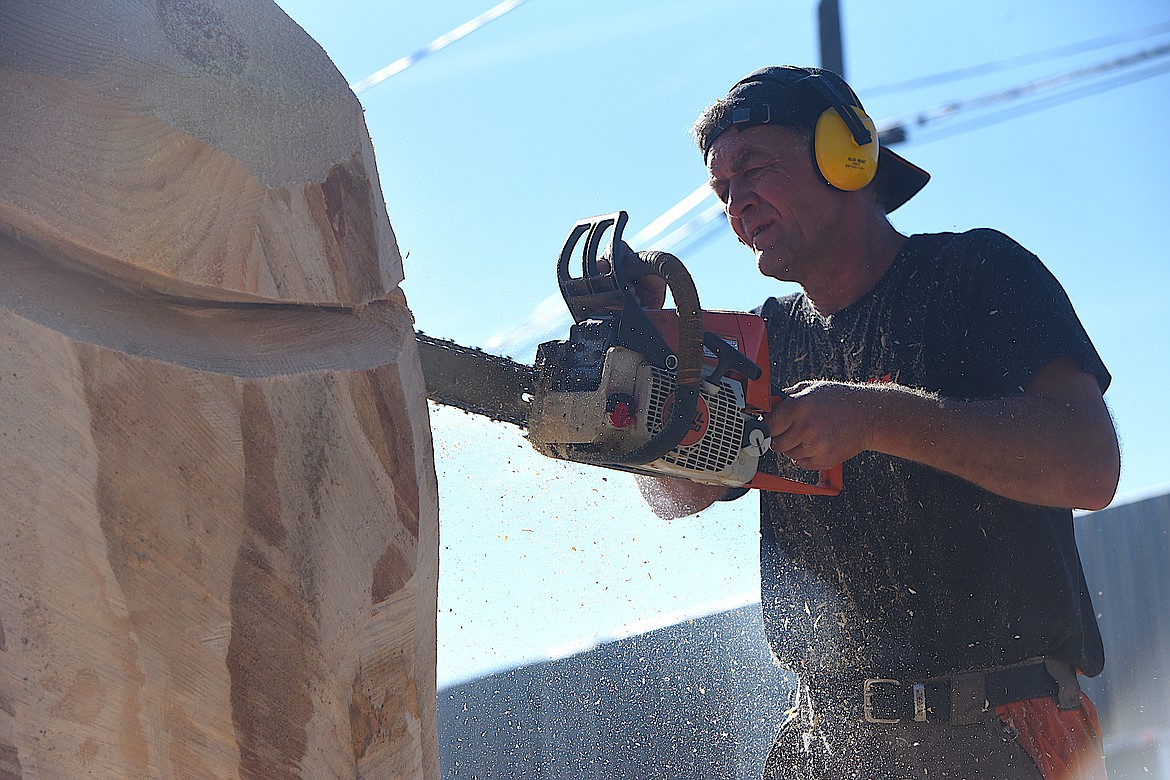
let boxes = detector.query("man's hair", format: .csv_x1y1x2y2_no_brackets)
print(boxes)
690,102,722,152
691,98,813,153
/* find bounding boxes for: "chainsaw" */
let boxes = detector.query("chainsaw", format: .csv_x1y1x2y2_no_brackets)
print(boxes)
417,211,842,496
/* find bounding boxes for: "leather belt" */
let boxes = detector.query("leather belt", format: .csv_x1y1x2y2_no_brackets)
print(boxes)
861,658,1079,726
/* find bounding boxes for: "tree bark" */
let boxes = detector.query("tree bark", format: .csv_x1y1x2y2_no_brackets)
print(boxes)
0,1,439,778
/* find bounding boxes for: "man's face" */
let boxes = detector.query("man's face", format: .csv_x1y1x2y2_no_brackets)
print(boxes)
705,124,843,284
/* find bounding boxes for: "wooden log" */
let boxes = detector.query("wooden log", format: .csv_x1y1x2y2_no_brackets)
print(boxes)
0,2,439,778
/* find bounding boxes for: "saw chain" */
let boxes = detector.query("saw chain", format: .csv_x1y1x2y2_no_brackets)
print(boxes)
415,332,535,427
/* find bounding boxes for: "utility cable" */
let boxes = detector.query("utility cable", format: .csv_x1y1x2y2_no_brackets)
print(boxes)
862,20,1170,96
349,0,528,95
904,57,1170,146
879,42,1170,144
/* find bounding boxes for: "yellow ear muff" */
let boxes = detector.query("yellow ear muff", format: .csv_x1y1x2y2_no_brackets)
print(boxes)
813,105,879,191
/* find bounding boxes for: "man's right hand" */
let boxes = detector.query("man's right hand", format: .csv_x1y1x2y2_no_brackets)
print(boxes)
627,251,669,309
599,244,668,309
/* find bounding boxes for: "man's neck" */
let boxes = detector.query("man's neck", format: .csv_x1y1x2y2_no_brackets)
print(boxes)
802,219,907,316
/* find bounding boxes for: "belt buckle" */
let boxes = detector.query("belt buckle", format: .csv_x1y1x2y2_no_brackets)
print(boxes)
863,678,901,724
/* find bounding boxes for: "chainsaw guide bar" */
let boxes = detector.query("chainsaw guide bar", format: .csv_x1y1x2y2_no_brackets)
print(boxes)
415,332,535,428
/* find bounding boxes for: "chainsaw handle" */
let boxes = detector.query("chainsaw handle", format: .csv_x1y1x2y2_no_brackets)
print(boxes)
635,250,703,388
745,393,844,496
745,463,843,496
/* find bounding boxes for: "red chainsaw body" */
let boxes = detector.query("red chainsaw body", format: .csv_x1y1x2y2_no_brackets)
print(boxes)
644,309,773,414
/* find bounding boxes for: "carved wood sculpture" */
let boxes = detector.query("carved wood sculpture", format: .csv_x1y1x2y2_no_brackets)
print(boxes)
0,1,439,778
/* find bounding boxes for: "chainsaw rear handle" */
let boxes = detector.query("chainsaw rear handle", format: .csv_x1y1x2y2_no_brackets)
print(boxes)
745,393,844,495
746,463,843,496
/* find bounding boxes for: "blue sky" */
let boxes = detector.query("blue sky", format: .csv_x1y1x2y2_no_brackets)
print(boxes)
275,0,1170,686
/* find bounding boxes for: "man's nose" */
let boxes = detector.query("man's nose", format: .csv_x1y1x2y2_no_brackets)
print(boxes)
725,179,755,218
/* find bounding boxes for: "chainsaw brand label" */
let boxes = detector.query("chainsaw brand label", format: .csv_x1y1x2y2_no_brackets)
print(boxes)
662,393,709,447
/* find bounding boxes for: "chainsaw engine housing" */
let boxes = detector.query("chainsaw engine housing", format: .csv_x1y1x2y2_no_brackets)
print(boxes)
528,310,772,488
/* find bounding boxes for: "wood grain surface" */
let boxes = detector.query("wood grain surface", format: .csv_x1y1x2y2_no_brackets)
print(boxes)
0,1,440,778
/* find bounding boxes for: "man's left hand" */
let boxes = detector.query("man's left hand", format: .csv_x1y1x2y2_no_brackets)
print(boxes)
765,380,877,471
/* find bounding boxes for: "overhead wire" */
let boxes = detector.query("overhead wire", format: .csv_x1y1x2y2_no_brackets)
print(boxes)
879,41,1170,143
633,39,1170,264
349,0,528,95
861,19,1170,96
898,57,1170,146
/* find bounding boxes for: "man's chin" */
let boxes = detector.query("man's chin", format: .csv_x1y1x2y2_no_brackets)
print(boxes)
757,252,796,283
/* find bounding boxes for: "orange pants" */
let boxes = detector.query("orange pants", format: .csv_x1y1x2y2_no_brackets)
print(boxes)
995,693,1107,780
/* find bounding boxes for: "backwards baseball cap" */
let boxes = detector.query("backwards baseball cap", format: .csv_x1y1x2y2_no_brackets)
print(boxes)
695,66,929,212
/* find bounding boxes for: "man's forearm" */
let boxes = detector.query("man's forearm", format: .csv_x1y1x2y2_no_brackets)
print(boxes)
769,357,1119,510
868,372,1119,510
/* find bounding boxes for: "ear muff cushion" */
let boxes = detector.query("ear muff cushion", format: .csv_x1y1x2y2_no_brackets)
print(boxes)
814,106,879,191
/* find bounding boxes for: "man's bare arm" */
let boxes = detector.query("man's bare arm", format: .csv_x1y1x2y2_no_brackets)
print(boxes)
767,356,1121,510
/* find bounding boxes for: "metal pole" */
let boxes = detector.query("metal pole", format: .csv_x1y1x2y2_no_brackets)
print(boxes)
818,0,845,77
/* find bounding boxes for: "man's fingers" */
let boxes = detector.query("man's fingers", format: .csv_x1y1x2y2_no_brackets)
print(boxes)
598,255,668,307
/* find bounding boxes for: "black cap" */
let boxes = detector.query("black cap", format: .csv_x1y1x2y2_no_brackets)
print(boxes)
697,66,929,212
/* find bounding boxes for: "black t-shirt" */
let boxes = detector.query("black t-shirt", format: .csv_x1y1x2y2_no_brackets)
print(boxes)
754,229,1109,682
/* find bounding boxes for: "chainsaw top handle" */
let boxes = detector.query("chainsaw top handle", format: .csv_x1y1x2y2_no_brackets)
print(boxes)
556,211,704,466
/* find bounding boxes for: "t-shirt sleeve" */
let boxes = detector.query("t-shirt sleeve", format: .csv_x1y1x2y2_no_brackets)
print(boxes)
958,230,1110,396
